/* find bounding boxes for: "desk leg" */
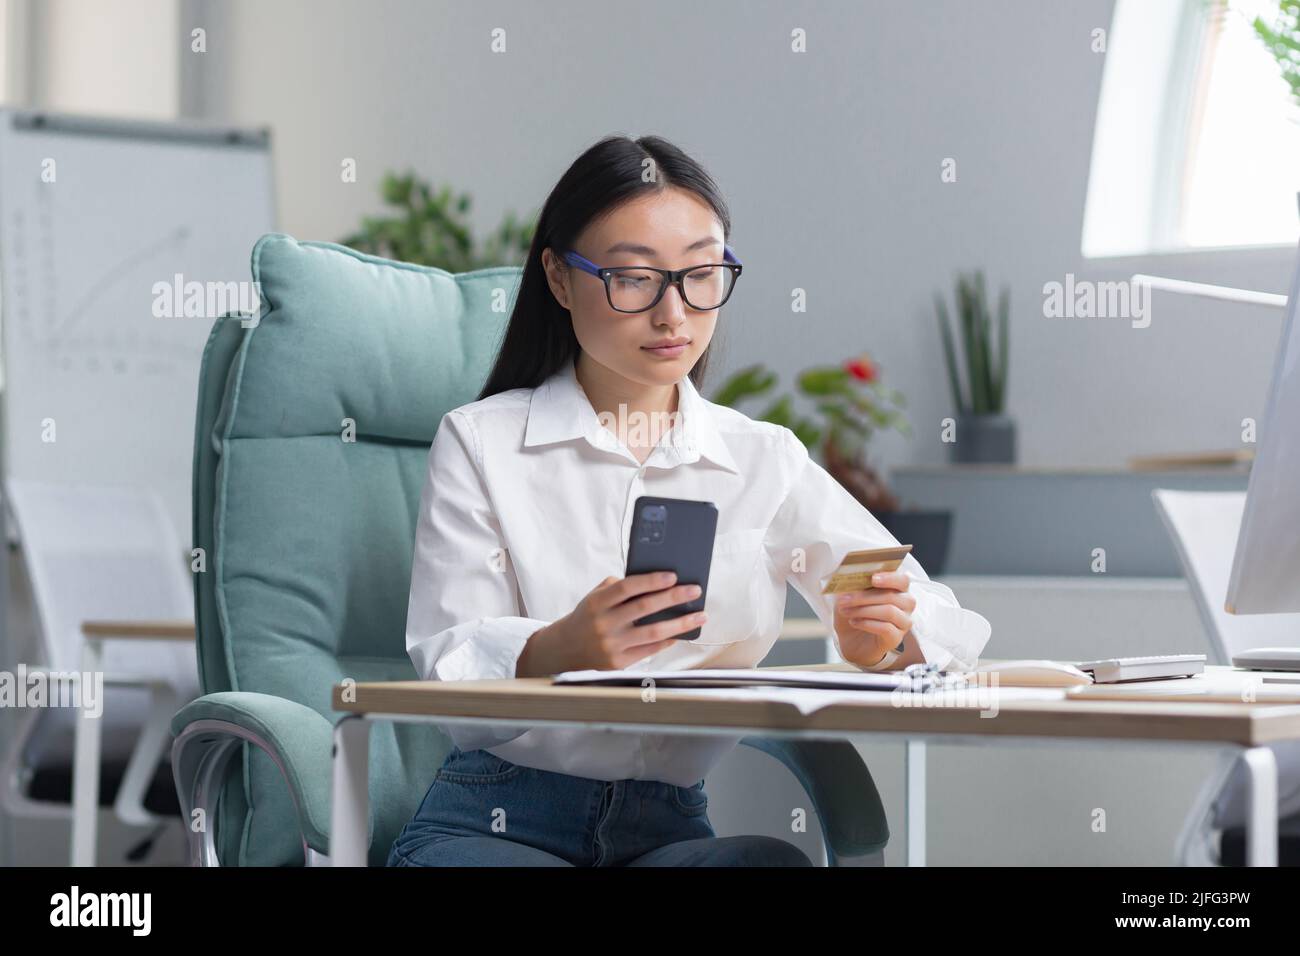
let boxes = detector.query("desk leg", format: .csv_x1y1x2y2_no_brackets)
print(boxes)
1242,746,1278,867
71,639,103,867
330,716,370,867
905,739,926,867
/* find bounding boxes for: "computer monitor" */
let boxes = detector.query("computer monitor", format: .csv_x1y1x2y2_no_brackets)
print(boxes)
1224,237,1300,618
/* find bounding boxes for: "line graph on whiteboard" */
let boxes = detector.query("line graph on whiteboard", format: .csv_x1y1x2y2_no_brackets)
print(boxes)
4,185,216,376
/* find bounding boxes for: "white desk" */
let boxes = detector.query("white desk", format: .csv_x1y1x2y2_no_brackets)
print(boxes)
328,663,1299,867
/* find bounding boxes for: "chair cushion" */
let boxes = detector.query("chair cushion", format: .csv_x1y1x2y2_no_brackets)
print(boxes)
202,233,520,864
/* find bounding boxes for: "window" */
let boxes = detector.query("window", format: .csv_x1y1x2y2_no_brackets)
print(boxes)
1083,0,1300,256
0,0,11,104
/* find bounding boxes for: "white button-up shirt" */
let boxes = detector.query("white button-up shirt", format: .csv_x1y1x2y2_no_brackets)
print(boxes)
405,356,991,785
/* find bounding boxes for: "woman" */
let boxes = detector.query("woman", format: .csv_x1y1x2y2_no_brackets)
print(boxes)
388,134,991,867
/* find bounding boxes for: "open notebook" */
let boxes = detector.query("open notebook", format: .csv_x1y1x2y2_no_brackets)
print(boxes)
553,662,1096,691
553,668,914,691
550,667,1067,716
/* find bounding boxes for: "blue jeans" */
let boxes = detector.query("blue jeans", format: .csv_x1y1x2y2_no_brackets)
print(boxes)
387,746,813,867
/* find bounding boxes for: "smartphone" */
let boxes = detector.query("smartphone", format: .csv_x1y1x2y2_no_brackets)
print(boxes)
624,496,719,640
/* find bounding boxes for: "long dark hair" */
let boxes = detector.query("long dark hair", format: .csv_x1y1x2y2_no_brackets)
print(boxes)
477,135,732,400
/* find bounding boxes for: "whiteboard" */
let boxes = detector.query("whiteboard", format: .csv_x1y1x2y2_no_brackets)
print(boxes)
0,110,275,540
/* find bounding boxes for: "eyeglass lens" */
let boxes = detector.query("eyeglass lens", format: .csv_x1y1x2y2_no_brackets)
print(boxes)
607,266,735,312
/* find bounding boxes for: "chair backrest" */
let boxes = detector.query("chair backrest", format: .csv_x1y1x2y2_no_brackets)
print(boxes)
194,233,519,865
1152,489,1299,663
4,479,198,764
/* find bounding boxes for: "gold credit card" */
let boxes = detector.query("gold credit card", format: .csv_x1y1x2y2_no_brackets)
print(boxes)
819,544,913,594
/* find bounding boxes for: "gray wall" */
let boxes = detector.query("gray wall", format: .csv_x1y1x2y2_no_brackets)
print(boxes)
891,466,1251,576
194,0,1291,473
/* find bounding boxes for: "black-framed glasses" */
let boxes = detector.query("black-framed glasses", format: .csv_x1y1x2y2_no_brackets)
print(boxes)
561,245,743,313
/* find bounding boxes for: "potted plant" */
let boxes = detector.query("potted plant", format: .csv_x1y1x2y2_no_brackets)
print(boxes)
341,171,536,270
935,270,1015,463
1250,2,1300,110
712,353,953,573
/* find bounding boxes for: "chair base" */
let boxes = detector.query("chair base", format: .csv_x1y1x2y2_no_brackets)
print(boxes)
25,759,181,816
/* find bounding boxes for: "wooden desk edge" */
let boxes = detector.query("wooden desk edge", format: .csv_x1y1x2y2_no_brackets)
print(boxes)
329,677,1300,748
81,620,196,640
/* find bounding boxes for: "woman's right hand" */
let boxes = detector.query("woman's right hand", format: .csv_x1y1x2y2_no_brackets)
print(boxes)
515,572,706,677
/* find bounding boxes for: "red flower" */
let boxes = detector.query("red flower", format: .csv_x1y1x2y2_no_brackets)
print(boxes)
845,356,877,382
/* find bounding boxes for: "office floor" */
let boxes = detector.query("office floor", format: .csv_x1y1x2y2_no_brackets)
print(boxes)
5,809,189,867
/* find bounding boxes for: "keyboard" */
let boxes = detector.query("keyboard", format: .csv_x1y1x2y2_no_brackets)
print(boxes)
1075,654,1206,684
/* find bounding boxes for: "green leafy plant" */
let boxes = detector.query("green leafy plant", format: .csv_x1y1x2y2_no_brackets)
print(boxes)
1250,0,1300,110
934,270,1009,417
713,354,909,455
341,171,536,271
712,354,910,513
711,364,821,447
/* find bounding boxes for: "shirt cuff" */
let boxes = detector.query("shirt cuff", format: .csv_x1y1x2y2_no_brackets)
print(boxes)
425,617,550,682
908,583,991,672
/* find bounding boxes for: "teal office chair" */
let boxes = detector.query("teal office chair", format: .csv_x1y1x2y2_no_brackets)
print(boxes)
170,234,890,866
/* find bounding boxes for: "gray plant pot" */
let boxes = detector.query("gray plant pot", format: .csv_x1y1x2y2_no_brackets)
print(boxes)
875,510,952,575
950,414,1017,464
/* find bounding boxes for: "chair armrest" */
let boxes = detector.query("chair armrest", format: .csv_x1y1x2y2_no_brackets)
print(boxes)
739,736,889,861
171,692,334,857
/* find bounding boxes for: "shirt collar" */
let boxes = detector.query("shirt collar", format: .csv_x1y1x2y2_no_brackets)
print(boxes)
523,356,740,474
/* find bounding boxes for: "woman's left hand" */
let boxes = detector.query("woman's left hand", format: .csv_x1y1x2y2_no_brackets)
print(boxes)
832,570,917,668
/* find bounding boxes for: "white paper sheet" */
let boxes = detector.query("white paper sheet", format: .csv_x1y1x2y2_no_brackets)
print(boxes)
652,683,1069,716
553,667,909,691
